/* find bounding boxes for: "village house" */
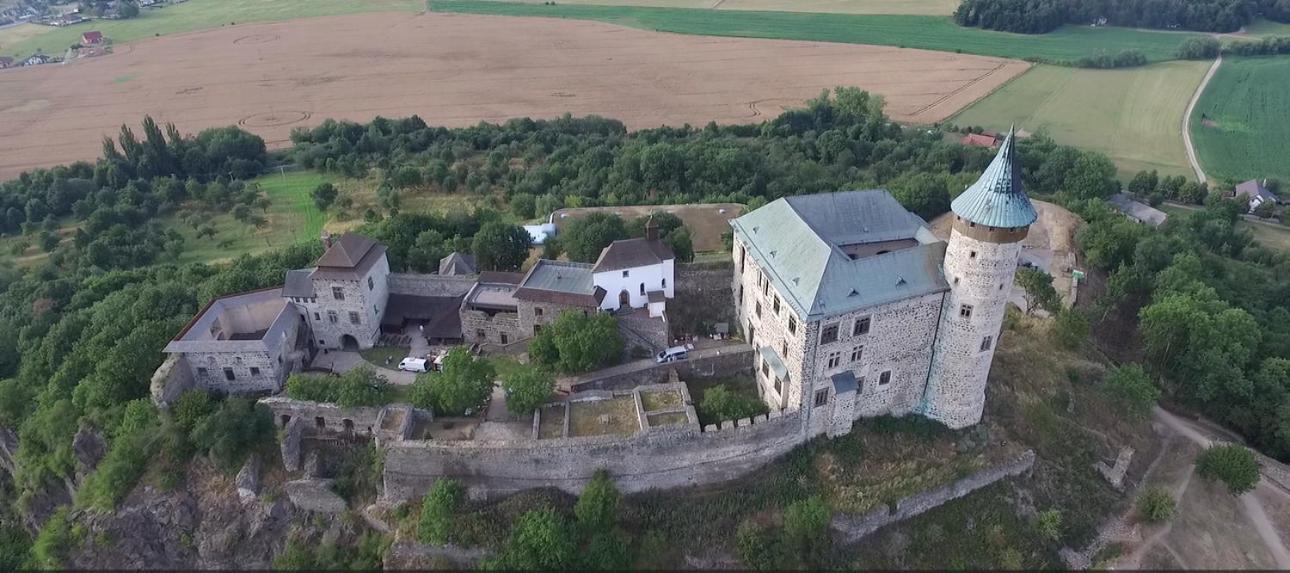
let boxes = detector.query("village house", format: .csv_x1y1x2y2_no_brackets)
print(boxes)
81,30,103,45
731,128,1036,433
960,132,1001,149
1108,193,1168,227
591,218,675,317
1233,179,1280,214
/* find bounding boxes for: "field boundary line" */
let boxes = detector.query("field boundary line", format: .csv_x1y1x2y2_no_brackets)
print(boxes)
1183,54,1221,183
943,62,1034,125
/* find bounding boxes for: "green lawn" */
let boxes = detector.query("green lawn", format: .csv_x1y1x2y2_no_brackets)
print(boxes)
2,0,425,58
430,0,1204,63
952,61,1209,179
1240,18,1290,37
171,170,328,264
1190,56,1290,184
478,0,960,15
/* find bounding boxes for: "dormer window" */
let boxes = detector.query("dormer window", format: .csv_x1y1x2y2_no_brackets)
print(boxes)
622,270,629,278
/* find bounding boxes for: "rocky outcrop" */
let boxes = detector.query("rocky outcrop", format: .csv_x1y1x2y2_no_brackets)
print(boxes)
285,479,347,514
281,417,304,472
235,454,262,502
0,426,17,476
72,427,107,485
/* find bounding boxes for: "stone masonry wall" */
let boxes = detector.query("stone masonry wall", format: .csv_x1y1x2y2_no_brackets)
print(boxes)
569,345,755,392
460,308,523,346
260,396,385,435
669,261,736,337
382,409,805,500
299,256,390,350
516,299,591,337
831,449,1035,544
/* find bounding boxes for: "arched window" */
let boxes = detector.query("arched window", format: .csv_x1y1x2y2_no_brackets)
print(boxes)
639,283,645,295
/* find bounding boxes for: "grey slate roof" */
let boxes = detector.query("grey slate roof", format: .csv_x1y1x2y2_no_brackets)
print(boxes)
831,371,858,394
514,260,606,307
951,127,1038,229
730,190,949,320
592,238,674,273
1108,194,1167,227
438,252,477,276
283,268,315,298
317,234,378,268
759,346,788,380
1235,179,1279,203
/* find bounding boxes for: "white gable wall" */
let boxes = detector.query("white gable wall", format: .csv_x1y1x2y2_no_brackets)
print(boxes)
593,259,674,311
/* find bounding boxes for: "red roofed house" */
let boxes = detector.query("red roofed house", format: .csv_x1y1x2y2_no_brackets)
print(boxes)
960,132,1001,148
81,31,104,45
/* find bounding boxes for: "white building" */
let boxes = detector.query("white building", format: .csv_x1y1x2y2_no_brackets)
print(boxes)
592,219,674,318
730,128,1036,434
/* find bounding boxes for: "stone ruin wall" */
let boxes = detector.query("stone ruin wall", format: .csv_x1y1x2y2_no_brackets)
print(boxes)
382,407,805,500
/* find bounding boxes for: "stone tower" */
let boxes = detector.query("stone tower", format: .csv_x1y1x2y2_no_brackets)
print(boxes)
922,128,1037,429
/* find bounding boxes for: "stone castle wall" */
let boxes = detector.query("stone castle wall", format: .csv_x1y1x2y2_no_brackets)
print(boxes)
382,408,805,500
460,307,522,346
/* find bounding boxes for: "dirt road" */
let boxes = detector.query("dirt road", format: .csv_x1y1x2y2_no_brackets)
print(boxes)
1182,55,1221,183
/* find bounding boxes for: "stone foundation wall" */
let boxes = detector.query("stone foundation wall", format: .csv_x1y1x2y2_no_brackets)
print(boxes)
831,449,1035,543
669,261,736,337
460,308,523,346
382,408,805,500
569,345,755,392
618,314,669,354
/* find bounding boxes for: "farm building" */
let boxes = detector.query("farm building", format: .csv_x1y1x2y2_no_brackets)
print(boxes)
1108,194,1167,226
81,31,103,45
1233,179,1279,213
960,132,1001,148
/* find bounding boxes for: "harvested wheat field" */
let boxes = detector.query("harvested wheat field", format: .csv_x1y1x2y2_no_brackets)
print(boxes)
0,11,1027,178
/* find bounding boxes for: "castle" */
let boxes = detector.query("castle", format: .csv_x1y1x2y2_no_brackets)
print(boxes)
730,129,1035,431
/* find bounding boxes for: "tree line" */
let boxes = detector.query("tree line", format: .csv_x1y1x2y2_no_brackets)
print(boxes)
954,0,1289,34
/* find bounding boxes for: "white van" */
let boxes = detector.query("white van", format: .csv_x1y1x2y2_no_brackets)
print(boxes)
398,357,428,372
655,346,689,364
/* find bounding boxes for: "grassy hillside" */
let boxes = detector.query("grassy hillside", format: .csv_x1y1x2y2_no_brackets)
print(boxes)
477,0,961,15
430,0,1203,63
0,0,424,58
953,62,1209,179
1190,56,1290,183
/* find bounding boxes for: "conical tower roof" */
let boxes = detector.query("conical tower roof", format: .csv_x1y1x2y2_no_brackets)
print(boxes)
951,127,1037,229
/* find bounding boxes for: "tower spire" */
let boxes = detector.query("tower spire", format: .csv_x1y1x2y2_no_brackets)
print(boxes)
950,126,1036,229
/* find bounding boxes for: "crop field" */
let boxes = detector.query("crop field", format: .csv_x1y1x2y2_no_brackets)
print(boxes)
430,0,1204,63
953,61,1209,179
0,0,424,59
0,11,1026,178
1190,56,1290,183
487,0,960,15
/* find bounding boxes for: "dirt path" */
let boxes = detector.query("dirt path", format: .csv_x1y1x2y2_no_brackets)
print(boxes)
1182,55,1222,183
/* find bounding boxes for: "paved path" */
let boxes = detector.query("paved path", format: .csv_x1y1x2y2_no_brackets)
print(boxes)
1182,54,1222,183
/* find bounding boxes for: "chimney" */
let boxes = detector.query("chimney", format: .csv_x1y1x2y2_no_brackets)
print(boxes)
321,231,333,250
645,216,659,241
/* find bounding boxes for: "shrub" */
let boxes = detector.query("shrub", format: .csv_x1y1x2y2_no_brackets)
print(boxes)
1196,444,1260,495
77,400,160,510
1103,364,1160,419
29,507,74,570
502,367,555,416
0,524,31,571
1052,308,1091,349
1176,37,1221,59
735,520,783,570
418,479,464,544
189,396,275,472
697,385,769,426
574,470,620,532
1136,486,1176,523
484,508,576,570
782,496,832,557
1036,508,1063,541
409,347,495,416
581,529,633,570
285,366,394,407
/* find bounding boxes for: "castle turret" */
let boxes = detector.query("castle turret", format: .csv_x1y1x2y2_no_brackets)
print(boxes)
922,127,1037,429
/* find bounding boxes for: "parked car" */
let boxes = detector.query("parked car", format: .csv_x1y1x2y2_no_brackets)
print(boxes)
398,357,428,372
655,345,689,364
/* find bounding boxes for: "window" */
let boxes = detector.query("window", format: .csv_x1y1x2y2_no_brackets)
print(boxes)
250,367,261,376
969,250,977,259
773,296,780,314
368,276,374,290
953,277,960,286
761,360,770,379
999,283,1005,290
826,352,841,369
879,371,892,386
762,272,770,296
959,304,974,319
534,307,544,317
980,335,993,352
662,278,667,289
774,377,782,394
328,311,339,324
476,329,485,340
854,316,871,336
533,325,542,335
850,345,863,363
223,367,236,381
788,316,797,335
500,333,509,345
857,376,865,394
781,341,788,358
755,301,762,318
196,367,208,378
640,283,645,295
739,246,745,272
349,311,361,325
814,388,829,407
622,270,630,278
821,323,839,344
374,305,379,315
332,286,345,301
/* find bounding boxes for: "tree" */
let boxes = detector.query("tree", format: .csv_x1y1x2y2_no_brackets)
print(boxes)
698,384,768,426
1196,444,1260,495
1176,37,1221,59
1127,170,1159,197
472,221,532,272
485,508,576,570
311,182,338,210
411,347,495,416
1103,364,1160,419
510,193,537,219
561,213,627,263
574,470,620,533
502,366,554,416
118,1,140,18
664,226,694,263
1052,308,1090,349
1253,199,1276,219
1015,267,1060,314
38,231,59,253
781,496,831,558
408,230,449,273
418,478,464,544
581,529,632,570
528,311,623,373
1137,486,1176,523
890,171,953,220
735,520,784,570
